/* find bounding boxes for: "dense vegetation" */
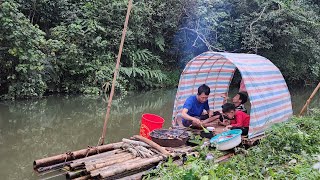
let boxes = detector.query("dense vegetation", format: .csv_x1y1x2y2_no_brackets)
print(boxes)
1,0,319,99
145,111,320,179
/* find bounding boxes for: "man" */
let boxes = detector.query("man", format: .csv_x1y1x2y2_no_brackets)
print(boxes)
222,103,250,135
181,84,219,128
232,91,248,113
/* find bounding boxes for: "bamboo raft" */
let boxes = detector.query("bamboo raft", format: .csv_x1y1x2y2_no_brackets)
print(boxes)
34,128,264,180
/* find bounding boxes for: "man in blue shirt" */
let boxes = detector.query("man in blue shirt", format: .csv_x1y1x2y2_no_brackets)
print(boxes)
181,84,219,128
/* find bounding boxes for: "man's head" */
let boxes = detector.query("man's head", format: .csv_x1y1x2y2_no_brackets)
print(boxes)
196,84,210,103
232,91,248,106
222,103,236,119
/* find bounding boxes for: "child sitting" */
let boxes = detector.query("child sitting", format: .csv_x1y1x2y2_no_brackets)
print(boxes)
222,103,250,135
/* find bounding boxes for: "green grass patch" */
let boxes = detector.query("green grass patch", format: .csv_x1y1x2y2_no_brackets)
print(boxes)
144,112,320,179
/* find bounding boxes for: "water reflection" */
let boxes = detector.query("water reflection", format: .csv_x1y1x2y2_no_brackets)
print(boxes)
0,87,319,179
0,89,176,179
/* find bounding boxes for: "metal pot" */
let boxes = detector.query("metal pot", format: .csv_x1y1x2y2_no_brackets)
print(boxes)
150,129,189,147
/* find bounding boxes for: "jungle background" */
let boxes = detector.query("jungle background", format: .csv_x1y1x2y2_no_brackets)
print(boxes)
1,0,319,99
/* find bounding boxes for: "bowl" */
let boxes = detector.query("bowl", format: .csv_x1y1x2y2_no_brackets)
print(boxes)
200,131,214,139
207,127,215,131
210,129,242,150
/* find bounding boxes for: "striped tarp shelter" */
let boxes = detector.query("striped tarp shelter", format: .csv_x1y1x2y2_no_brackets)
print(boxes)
172,51,293,139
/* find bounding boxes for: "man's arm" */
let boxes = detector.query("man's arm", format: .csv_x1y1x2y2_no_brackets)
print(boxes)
181,108,201,125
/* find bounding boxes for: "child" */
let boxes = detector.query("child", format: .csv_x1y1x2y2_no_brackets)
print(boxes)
222,103,250,135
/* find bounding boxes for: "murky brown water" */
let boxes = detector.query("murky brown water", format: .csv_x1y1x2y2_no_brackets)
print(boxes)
0,87,319,179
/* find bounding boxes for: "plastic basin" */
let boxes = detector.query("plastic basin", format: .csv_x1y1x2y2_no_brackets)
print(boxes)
210,129,242,150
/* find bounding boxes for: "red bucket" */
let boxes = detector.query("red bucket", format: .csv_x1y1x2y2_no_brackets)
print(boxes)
139,113,165,139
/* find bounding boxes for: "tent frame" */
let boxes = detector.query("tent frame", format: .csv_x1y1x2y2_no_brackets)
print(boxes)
172,51,293,139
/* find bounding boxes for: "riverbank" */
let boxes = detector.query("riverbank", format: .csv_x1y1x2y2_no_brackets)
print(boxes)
145,111,320,179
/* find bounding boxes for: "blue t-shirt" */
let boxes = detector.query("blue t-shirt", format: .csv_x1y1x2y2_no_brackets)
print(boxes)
183,95,209,118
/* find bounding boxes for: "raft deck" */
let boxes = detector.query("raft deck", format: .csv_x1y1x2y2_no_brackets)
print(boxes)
34,126,264,180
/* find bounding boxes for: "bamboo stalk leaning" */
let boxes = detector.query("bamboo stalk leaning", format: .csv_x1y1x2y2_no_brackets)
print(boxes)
299,82,320,116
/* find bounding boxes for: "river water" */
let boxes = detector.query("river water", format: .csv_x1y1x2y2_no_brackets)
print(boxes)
0,88,319,179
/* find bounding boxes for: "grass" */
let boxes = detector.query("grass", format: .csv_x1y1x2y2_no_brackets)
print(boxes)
144,111,320,180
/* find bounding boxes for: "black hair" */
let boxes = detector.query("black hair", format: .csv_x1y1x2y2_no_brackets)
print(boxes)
237,92,248,104
197,84,210,95
222,103,236,113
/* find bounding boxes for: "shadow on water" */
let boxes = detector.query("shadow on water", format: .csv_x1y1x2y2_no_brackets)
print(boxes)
0,87,319,179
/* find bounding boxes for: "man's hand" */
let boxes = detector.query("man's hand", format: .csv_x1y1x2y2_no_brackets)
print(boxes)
192,118,202,126
226,125,232,129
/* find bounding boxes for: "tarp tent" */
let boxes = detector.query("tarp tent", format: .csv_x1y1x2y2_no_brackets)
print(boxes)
172,51,293,139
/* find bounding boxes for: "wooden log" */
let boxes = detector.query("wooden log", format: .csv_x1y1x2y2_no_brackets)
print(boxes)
33,142,123,169
99,155,165,178
86,153,135,171
132,135,170,156
122,138,150,147
90,157,142,177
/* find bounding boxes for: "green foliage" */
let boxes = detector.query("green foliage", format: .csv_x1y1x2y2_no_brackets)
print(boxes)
146,113,320,179
0,1,48,99
173,0,320,85
1,0,320,99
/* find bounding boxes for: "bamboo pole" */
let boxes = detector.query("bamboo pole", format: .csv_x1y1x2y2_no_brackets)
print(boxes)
99,156,164,178
90,157,143,177
86,153,135,171
98,0,133,145
66,170,86,179
33,142,123,169
132,135,170,156
84,152,131,166
73,175,91,180
70,151,128,168
299,82,320,116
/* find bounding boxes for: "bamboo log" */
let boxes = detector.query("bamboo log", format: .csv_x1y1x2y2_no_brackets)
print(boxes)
33,142,123,169
299,82,320,116
99,155,164,178
214,153,234,163
84,152,132,166
132,135,170,156
37,160,72,173
70,149,122,164
122,138,150,147
117,170,148,180
90,157,142,177
69,149,124,168
71,151,130,169
66,170,86,179
86,153,135,171
73,175,91,180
